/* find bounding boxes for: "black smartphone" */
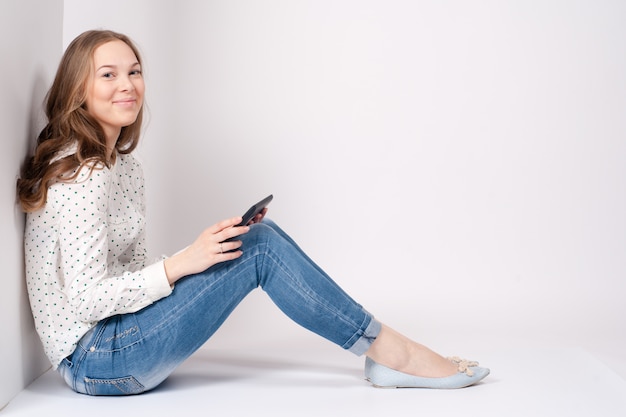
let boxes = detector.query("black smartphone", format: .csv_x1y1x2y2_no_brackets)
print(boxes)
235,194,273,227
223,195,273,249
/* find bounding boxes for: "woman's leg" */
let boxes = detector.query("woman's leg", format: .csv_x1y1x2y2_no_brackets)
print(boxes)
262,219,460,378
60,220,380,395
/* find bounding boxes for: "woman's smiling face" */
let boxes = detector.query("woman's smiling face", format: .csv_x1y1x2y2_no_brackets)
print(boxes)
85,39,145,147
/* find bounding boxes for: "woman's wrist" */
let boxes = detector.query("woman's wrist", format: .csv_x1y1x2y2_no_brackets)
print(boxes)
163,254,185,285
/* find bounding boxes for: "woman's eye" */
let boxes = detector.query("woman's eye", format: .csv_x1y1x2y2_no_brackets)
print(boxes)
102,72,114,78
130,70,142,76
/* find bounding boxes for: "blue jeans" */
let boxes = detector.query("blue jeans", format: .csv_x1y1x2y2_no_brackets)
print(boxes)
58,219,381,395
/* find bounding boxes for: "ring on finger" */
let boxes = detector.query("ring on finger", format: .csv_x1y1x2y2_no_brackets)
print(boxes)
220,242,224,254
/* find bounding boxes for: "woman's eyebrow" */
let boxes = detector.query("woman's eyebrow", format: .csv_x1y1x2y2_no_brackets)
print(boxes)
96,62,140,71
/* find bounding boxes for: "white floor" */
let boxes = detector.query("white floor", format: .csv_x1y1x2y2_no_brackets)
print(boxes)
3,345,626,417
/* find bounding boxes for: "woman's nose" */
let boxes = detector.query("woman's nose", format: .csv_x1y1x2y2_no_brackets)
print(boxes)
118,75,135,92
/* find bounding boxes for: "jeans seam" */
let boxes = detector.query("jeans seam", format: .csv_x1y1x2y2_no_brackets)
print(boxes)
71,321,108,392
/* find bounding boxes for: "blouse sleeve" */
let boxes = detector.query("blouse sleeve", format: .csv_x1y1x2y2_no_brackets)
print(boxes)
52,161,172,323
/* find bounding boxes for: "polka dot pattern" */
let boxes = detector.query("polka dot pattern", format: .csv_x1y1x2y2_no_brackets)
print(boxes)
24,153,172,368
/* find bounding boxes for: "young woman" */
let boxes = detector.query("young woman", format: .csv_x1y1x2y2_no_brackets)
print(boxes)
17,29,489,396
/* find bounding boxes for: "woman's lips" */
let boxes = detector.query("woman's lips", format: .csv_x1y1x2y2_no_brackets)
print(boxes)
113,98,137,107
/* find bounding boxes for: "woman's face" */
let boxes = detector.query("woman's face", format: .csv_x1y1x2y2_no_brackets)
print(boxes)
85,40,145,145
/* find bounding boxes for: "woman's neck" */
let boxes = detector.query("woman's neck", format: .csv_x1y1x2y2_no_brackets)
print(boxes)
105,131,121,160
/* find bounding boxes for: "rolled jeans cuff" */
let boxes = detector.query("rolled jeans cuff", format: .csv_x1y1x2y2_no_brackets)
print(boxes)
347,317,382,356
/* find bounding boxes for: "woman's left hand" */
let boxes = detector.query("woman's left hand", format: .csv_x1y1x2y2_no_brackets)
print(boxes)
247,208,268,225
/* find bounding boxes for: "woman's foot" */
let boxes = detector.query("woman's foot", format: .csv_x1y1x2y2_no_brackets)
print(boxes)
365,324,459,377
363,324,489,388
364,356,490,389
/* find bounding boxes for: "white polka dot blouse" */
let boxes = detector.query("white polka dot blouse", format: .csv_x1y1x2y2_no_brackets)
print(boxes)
24,152,172,369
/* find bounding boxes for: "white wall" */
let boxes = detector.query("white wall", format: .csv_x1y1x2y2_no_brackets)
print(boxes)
60,0,626,367
148,0,626,354
0,0,63,409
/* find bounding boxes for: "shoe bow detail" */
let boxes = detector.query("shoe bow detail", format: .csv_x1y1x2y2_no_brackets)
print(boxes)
447,356,480,377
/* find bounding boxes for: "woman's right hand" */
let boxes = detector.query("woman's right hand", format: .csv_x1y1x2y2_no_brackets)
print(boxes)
163,217,249,285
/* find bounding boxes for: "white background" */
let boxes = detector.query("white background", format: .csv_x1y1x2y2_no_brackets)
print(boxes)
3,0,625,408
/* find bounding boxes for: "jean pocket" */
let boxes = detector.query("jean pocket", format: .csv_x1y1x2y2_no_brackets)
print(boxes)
84,375,145,396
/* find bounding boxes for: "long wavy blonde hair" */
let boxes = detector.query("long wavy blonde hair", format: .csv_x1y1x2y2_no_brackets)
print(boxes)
17,30,144,212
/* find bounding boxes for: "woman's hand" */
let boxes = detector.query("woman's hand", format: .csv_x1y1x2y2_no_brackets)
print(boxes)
247,207,268,225
163,217,249,285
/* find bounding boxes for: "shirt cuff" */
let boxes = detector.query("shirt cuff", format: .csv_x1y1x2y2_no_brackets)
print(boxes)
143,260,173,301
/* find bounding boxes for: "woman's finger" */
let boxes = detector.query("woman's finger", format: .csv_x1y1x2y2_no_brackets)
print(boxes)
209,216,243,233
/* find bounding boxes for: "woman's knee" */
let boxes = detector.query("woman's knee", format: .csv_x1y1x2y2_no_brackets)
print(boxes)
247,220,278,239
239,221,279,250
